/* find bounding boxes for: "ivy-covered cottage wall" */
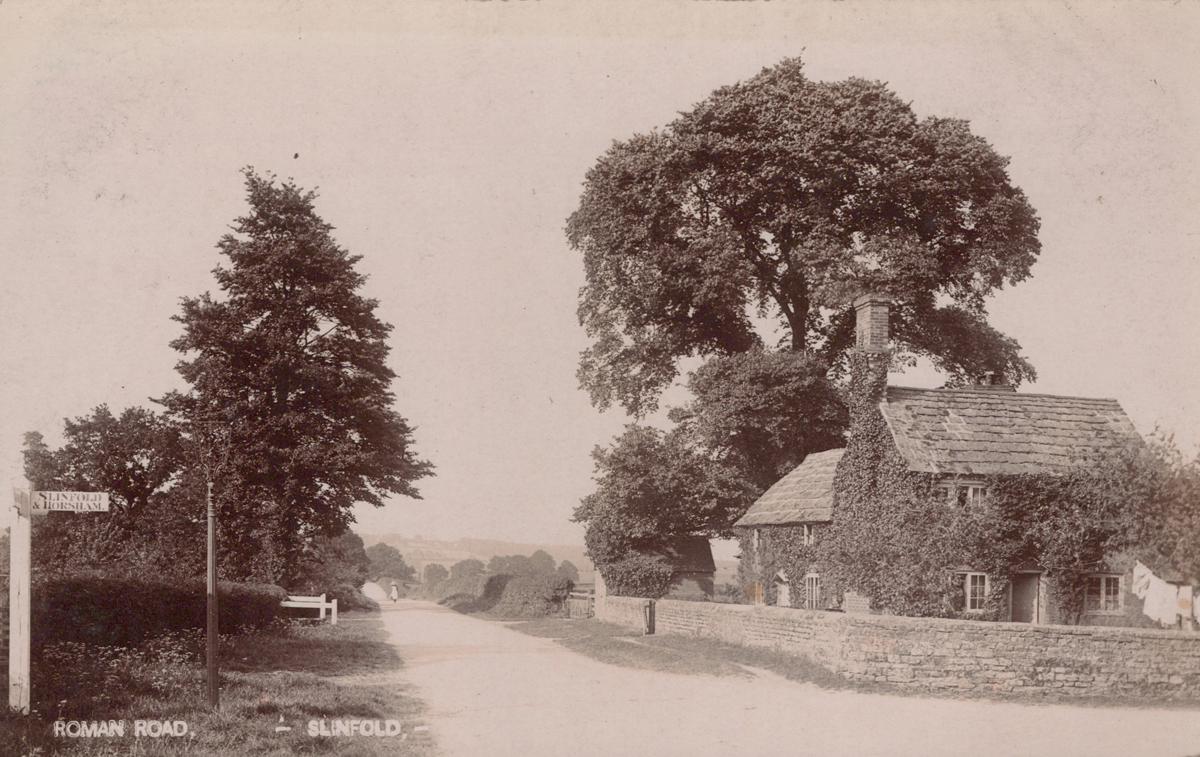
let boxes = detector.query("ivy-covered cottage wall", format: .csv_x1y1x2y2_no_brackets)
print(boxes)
738,348,1147,624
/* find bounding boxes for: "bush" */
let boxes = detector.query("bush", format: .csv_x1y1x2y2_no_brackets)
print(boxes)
326,582,379,613
487,573,573,619
598,553,675,599
32,575,286,650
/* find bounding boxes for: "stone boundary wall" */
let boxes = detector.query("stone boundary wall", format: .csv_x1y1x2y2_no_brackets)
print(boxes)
652,599,1200,698
596,595,651,634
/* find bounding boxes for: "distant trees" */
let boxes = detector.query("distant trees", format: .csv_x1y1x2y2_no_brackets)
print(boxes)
450,559,486,581
488,554,532,576
556,560,580,583
423,563,449,585
366,542,417,582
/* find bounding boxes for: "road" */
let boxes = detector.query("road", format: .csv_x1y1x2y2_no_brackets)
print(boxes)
379,600,1200,757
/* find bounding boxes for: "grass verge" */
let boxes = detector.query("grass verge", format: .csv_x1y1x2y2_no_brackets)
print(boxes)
1,613,434,756
506,617,847,687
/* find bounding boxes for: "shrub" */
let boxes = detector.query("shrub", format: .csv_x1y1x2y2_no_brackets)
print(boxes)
328,582,380,612
487,573,573,619
32,575,286,650
598,553,675,599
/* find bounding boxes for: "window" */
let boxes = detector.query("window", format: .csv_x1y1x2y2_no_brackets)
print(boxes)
800,524,815,546
804,573,822,610
1084,575,1123,613
937,482,988,506
963,572,989,611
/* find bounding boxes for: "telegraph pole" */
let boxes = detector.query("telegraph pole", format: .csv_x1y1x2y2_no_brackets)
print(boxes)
206,480,219,708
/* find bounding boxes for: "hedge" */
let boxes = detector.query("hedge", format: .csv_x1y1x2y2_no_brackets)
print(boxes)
31,576,287,650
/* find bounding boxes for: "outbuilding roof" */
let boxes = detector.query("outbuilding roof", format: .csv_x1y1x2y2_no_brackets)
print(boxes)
881,386,1140,476
734,448,844,528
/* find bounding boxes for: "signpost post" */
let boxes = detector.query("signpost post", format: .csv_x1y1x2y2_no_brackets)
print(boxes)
8,485,109,713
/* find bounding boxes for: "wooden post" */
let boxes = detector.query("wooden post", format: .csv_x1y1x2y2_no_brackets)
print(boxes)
9,484,32,714
206,481,219,709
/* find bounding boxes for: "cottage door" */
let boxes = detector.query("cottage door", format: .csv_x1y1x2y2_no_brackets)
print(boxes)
1011,574,1040,623
773,573,790,607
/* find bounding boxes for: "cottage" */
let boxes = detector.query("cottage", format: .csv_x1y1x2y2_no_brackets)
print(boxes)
735,294,1171,627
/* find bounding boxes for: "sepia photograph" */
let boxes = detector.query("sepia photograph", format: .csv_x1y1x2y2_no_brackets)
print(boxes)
2,1,1199,755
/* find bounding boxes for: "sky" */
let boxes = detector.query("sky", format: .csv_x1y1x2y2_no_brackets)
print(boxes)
2,1,1198,557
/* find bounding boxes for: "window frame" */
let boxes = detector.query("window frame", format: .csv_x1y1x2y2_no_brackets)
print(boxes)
1083,574,1123,615
804,573,822,610
962,572,989,611
937,481,988,507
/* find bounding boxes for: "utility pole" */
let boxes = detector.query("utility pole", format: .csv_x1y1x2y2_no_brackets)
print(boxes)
9,483,32,713
206,480,219,708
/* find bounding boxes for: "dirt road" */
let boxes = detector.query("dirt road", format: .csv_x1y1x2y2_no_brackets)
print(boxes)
380,601,1200,757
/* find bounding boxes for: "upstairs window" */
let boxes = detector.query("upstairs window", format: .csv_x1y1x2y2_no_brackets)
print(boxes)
800,524,815,546
1084,574,1122,613
938,483,988,506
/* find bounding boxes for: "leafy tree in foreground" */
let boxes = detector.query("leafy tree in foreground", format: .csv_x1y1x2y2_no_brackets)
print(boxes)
22,411,200,580
292,530,372,593
365,541,417,582
575,424,750,590
161,169,433,583
570,57,1041,589
568,56,1040,417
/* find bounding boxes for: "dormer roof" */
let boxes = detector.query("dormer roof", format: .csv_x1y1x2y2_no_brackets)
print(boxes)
734,448,844,527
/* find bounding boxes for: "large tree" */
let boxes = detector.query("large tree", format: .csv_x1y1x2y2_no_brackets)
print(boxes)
161,169,433,583
569,58,1040,588
567,57,1040,417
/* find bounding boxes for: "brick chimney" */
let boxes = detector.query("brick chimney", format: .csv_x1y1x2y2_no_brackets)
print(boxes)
853,294,890,353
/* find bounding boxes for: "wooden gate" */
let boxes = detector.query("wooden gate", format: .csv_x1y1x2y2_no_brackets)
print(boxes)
566,589,593,619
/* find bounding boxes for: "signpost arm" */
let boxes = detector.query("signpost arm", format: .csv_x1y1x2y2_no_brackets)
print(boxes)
9,483,32,714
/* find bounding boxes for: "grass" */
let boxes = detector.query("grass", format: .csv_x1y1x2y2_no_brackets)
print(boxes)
0,613,435,757
506,617,848,687
506,617,1200,709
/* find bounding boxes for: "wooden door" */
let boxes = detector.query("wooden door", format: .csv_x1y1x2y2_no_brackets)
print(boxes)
1011,574,1040,623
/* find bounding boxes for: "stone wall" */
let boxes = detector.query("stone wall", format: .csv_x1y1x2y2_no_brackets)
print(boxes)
596,595,652,634
649,599,1200,698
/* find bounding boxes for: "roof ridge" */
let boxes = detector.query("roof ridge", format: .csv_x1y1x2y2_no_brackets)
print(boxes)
885,385,1121,403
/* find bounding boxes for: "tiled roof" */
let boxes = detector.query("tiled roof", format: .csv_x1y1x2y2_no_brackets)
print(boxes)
881,386,1140,476
734,448,845,527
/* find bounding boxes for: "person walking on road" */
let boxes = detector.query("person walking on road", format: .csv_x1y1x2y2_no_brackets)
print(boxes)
390,582,399,603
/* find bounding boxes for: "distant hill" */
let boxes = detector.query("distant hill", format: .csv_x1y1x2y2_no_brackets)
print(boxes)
359,533,594,576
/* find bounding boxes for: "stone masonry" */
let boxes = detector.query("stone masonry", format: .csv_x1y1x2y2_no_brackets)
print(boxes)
597,598,1200,698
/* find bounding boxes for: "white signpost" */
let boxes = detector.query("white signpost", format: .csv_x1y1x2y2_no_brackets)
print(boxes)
8,484,109,713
